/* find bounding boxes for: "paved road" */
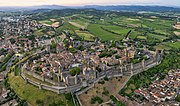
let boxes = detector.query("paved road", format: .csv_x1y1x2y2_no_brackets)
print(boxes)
1,54,16,76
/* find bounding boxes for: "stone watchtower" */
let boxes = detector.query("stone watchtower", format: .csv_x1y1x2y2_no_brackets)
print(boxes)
66,76,69,85
74,74,78,85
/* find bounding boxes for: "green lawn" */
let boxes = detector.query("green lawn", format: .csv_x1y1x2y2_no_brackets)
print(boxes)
8,72,71,106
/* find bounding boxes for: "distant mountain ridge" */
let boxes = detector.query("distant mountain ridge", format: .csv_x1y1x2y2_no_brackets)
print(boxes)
83,5,180,12
0,5,67,11
0,5,180,12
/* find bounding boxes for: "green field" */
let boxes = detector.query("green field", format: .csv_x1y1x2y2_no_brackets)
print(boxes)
148,33,168,41
34,28,45,36
75,30,94,41
87,24,124,41
137,35,147,40
156,42,180,50
57,22,78,32
34,10,178,50
102,25,132,35
165,42,180,49
70,19,89,27
8,72,74,106
39,20,53,25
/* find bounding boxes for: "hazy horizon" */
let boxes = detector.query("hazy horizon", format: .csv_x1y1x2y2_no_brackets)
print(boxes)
0,0,180,7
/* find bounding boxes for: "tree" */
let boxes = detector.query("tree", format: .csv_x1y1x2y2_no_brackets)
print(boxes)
50,42,57,49
104,76,109,81
9,38,16,44
35,66,42,73
70,67,81,76
77,45,85,51
91,96,103,104
175,95,180,102
64,93,72,100
36,99,44,106
69,48,77,54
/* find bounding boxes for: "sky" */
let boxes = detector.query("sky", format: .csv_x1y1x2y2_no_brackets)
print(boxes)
0,0,180,7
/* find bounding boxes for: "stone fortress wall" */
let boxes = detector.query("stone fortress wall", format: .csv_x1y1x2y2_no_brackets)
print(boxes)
20,49,162,94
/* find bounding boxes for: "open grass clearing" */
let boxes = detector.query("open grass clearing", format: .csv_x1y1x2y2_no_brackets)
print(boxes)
8,72,67,106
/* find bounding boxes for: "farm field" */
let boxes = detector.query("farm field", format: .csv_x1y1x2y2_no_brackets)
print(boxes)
57,21,79,32
38,20,53,25
174,31,180,36
69,21,86,29
35,10,179,50
156,42,180,50
34,28,45,36
75,30,94,41
137,35,147,40
87,24,123,41
147,33,168,41
102,25,133,36
165,42,180,49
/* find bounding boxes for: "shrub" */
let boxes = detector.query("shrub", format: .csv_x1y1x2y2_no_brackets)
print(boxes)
175,95,180,102
104,76,109,81
98,80,105,84
91,96,103,104
36,99,44,106
102,87,109,96
64,93,72,100
70,67,81,76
